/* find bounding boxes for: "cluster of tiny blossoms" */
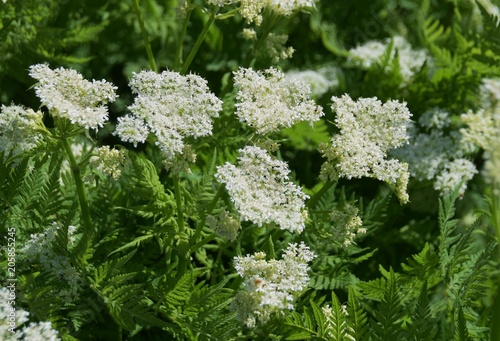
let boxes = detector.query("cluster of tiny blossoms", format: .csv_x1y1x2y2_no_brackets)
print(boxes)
114,70,222,164
0,288,60,340
89,146,128,180
29,64,117,130
320,94,412,203
348,36,429,82
21,222,82,303
231,242,315,327
206,210,242,241
233,67,324,134
0,105,44,155
393,109,477,197
215,146,308,233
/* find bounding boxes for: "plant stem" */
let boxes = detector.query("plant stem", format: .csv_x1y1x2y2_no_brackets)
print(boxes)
306,180,336,208
191,184,225,248
173,3,193,71
133,0,158,72
173,175,188,278
180,7,219,74
61,137,93,248
490,182,500,341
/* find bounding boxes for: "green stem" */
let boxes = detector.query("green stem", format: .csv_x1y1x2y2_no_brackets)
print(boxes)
191,184,225,247
61,137,93,245
180,7,219,74
133,0,158,72
491,182,500,341
173,175,188,278
306,180,336,208
173,3,193,71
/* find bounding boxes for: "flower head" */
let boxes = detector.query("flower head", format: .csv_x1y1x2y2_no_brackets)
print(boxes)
320,94,412,203
0,104,44,155
29,64,117,130
233,67,324,134
231,242,315,327
215,146,308,233
115,70,222,162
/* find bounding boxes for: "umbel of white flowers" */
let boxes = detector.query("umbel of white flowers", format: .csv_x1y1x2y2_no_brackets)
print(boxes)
231,242,315,328
29,64,118,130
233,67,324,134
216,146,309,233
320,94,412,204
114,70,222,163
206,0,317,25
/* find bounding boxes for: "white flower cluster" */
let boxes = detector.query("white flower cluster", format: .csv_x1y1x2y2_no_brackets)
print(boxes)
320,94,412,203
434,158,478,197
90,146,128,180
238,0,316,25
29,64,117,130
231,242,315,327
393,109,477,197
0,105,44,155
21,223,82,303
322,304,355,341
461,107,500,187
480,78,500,110
114,70,222,162
0,288,60,340
285,67,339,98
233,67,324,134
348,36,429,82
206,210,241,241
216,146,309,233
330,203,366,247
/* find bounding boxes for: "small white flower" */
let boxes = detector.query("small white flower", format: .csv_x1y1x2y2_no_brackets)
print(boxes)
434,158,478,197
285,67,339,98
0,104,44,155
231,242,315,327
90,146,128,179
29,64,117,130
216,146,309,233
233,67,324,134
320,94,412,203
115,70,222,162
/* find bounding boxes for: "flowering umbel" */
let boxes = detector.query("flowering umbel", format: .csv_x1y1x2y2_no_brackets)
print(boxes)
233,67,324,134
215,146,308,233
29,64,117,130
231,242,315,327
320,94,412,204
114,70,222,167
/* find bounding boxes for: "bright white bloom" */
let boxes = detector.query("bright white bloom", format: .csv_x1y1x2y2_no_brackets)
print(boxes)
206,210,241,241
215,146,308,233
115,70,222,161
264,33,294,63
114,115,149,147
0,105,44,155
460,109,499,151
330,203,365,248
349,36,429,82
0,288,60,340
90,146,128,179
242,28,257,40
29,64,117,130
239,0,316,25
320,94,412,203
233,67,324,134
231,242,315,327
21,222,82,303
434,158,478,197
286,67,339,98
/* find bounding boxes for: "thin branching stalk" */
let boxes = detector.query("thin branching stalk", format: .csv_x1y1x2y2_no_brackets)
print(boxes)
180,6,219,74
191,184,225,247
173,2,193,71
133,0,158,72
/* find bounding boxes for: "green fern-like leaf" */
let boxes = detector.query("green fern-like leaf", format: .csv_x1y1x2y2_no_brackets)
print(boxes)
347,287,368,341
406,282,438,341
